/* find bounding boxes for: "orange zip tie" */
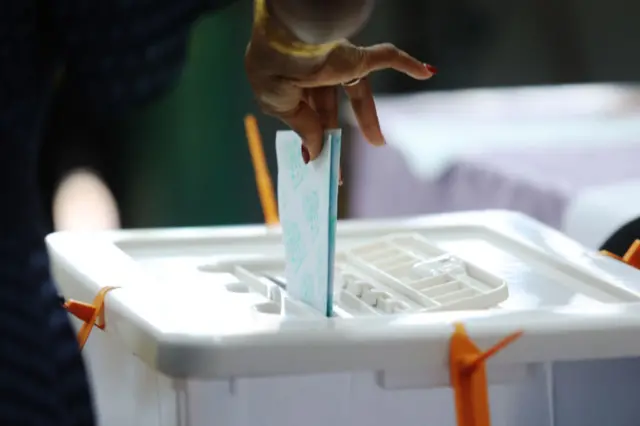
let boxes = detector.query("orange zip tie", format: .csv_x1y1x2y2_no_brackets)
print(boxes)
600,239,640,269
600,250,622,261
622,239,640,267
63,286,119,350
244,114,279,226
450,323,523,426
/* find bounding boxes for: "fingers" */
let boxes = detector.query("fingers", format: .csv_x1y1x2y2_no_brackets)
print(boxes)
277,87,338,163
252,82,325,162
278,87,338,163
309,87,343,183
309,86,339,129
295,43,435,88
343,78,384,146
361,43,434,80
278,102,324,162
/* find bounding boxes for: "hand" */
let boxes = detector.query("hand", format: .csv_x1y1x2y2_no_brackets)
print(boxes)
245,33,435,162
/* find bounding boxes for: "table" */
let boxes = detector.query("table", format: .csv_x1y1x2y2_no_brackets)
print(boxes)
345,84,640,248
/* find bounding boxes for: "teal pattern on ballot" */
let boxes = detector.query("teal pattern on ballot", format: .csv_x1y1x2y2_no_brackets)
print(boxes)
276,130,342,316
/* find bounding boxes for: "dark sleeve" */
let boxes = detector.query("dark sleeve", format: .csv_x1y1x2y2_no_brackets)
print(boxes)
52,0,240,117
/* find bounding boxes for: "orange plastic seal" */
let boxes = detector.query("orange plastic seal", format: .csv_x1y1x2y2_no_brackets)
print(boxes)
622,240,640,268
600,239,640,269
63,286,119,350
450,323,523,426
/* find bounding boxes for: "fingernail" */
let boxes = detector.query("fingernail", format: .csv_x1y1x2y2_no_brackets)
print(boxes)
301,145,310,164
424,64,438,75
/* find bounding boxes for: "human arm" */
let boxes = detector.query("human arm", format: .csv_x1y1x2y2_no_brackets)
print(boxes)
245,0,436,161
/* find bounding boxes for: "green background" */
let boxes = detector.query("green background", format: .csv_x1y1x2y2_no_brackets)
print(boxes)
121,1,281,228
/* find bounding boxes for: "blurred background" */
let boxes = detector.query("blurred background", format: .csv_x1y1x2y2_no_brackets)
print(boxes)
39,0,640,250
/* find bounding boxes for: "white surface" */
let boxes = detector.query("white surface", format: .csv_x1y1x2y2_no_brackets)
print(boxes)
47,210,640,382
81,326,551,426
563,179,640,249
204,233,509,318
49,211,640,426
345,84,640,179
341,233,509,313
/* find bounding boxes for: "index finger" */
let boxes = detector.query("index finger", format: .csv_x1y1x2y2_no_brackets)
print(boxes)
362,43,434,80
295,44,435,89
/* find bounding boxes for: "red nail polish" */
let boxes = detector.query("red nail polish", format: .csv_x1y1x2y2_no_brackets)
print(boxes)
425,64,438,74
301,146,310,164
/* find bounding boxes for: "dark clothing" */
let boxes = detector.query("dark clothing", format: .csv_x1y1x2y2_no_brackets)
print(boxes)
0,0,234,424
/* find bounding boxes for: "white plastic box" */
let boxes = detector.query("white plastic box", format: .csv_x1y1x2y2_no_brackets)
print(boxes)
47,210,640,426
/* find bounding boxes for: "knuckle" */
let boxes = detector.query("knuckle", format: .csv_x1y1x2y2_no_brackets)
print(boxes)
344,45,367,76
361,43,399,72
379,42,397,52
255,99,279,118
378,43,400,61
278,102,304,119
254,83,301,117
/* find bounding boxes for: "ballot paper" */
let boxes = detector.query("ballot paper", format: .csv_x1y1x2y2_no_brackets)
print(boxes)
275,130,341,317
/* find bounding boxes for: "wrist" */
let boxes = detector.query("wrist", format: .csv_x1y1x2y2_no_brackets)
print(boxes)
252,0,342,58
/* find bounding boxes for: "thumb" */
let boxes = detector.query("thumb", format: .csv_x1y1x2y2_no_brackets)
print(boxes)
279,102,324,163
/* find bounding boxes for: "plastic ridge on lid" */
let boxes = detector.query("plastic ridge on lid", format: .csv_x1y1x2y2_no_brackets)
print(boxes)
450,323,523,426
340,233,509,314
199,232,509,317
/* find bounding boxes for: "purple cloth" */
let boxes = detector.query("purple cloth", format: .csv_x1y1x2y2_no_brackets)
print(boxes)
347,142,640,230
